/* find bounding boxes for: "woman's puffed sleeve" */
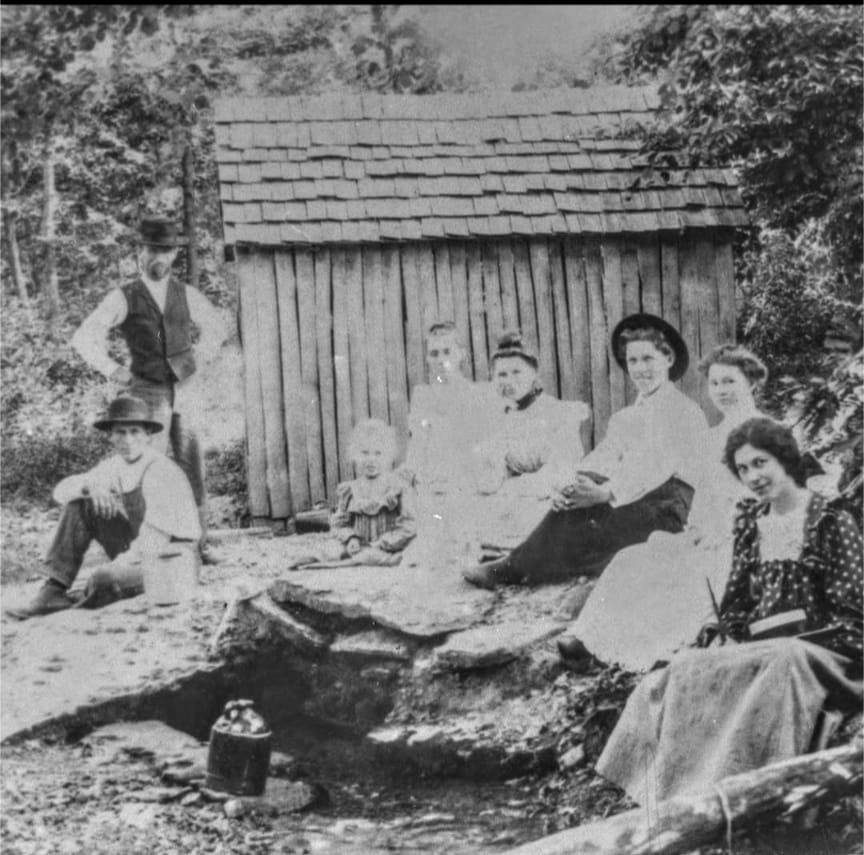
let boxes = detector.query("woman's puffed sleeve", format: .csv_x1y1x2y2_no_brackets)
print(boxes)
375,469,419,553
719,500,760,640
547,399,590,471
330,481,358,544
817,508,863,652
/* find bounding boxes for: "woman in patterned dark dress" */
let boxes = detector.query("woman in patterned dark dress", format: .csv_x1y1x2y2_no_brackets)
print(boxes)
595,418,862,808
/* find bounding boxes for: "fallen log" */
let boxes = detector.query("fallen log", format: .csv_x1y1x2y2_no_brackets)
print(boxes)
507,741,863,855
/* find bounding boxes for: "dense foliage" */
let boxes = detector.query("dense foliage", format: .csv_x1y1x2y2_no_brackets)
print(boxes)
2,4,860,507
607,4,863,377
0,5,468,506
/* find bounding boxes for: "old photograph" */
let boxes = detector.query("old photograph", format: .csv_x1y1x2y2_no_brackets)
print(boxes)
1,5,862,854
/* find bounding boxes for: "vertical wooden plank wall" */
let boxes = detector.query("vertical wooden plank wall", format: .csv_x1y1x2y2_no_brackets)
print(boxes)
255,252,291,520
313,249,339,501
295,249,326,504
240,233,736,518
236,253,269,522
448,242,472,377
273,252,309,514
527,240,559,397
382,246,410,457
600,238,626,415
330,248,353,483
584,239,612,438
362,246,389,425
465,242,489,382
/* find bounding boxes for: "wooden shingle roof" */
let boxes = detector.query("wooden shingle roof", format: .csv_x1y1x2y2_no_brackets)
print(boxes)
214,86,748,247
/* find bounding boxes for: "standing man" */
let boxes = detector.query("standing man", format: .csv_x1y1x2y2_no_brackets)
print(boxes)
71,215,226,561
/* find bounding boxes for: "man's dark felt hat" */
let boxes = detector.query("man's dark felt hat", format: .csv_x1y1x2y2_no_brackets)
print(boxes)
611,313,689,381
135,215,188,248
93,396,163,433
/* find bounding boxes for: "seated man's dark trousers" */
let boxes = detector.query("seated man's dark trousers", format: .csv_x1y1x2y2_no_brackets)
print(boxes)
505,477,695,585
44,490,145,593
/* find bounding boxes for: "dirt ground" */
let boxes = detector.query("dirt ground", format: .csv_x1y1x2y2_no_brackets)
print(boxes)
0,735,558,855
2,731,861,855
1,507,861,855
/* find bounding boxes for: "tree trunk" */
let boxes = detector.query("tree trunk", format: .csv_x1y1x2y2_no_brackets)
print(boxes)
506,741,863,855
3,208,27,301
42,149,60,325
182,145,199,290
1,148,27,301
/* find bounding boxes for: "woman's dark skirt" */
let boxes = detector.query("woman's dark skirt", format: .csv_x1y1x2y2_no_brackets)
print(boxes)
507,476,695,585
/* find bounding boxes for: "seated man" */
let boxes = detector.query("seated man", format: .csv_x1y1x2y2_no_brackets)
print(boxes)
463,313,708,588
8,396,201,619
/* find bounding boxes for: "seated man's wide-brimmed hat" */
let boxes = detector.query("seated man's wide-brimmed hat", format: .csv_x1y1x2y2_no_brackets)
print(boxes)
135,215,188,248
611,313,689,381
492,330,539,369
93,396,164,433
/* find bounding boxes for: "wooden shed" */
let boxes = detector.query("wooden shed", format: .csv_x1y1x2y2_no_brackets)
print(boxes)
213,86,748,523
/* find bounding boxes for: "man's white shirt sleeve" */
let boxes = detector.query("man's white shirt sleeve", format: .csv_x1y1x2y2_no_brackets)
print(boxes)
71,288,129,378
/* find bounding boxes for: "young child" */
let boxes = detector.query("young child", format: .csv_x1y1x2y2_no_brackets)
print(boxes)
291,419,418,568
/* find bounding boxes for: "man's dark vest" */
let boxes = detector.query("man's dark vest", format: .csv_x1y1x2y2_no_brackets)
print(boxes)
119,278,196,384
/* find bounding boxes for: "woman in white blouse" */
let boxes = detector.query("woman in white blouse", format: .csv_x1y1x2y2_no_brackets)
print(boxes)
405,330,589,569
464,313,708,589
465,331,591,553
559,344,768,671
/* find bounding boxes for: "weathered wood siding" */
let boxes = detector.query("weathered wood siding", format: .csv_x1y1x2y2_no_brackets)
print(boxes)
238,234,736,521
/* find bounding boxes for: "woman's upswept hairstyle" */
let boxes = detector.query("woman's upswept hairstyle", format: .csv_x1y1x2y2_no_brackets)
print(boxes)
698,343,768,387
723,417,807,487
348,418,397,464
491,330,539,369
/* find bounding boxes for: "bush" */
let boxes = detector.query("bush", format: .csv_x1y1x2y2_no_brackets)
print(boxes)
1,296,116,505
737,222,858,405
204,438,249,528
1,431,109,505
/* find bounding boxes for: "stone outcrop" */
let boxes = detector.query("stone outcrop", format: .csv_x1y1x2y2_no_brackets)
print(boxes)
431,618,566,671
2,533,588,782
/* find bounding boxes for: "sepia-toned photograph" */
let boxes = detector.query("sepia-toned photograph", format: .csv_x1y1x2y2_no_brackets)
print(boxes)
1,5,862,854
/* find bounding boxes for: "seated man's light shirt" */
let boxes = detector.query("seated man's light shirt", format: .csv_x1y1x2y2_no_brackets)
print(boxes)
579,382,707,507
53,446,201,543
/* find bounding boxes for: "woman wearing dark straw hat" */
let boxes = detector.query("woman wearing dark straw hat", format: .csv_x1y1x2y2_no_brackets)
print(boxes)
463,313,708,589
7,396,201,620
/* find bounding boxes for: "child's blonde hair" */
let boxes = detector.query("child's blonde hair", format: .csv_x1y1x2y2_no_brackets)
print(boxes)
348,418,397,465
